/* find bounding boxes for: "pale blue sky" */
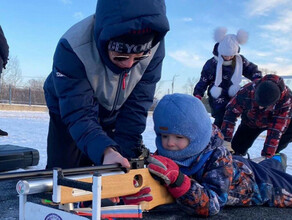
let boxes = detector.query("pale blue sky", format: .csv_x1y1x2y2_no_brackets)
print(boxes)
1,0,292,96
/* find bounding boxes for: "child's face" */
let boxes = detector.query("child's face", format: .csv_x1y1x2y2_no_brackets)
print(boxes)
222,55,234,61
161,133,190,151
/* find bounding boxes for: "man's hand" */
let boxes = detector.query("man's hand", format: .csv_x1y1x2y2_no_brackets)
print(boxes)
103,147,130,168
103,147,131,203
147,155,191,198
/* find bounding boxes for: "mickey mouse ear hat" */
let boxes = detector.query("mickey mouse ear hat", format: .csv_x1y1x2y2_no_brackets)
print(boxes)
210,27,248,99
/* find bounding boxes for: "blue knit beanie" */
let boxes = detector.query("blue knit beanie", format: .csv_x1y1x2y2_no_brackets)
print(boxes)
153,93,212,161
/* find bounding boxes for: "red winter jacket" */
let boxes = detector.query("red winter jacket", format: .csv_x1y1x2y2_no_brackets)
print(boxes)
221,74,292,157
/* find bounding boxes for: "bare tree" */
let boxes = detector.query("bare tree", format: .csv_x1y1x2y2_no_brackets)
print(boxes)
26,78,46,89
0,56,23,103
24,78,46,105
1,56,22,87
0,57,46,105
184,76,198,95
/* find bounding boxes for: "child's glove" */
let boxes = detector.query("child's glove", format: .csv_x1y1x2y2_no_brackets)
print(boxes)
147,155,191,198
194,95,202,100
121,187,153,205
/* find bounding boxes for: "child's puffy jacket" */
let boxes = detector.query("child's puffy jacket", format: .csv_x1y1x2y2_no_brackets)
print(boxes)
176,126,292,217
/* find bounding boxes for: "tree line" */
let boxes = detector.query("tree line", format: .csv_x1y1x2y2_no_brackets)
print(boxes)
0,56,275,109
0,56,46,105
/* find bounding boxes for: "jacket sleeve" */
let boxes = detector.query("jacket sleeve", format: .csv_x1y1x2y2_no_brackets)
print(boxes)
51,39,118,165
241,56,262,81
262,91,292,157
0,26,9,65
221,89,247,141
177,147,233,217
193,60,214,97
113,40,165,158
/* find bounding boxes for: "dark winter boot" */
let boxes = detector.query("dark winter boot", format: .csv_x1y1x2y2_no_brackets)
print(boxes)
0,129,8,136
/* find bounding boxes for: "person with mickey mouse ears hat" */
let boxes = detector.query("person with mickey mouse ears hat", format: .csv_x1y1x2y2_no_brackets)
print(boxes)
193,27,262,128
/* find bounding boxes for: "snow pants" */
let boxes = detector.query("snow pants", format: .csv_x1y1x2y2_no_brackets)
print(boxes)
234,155,292,206
209,105,226,128
208,95,231,128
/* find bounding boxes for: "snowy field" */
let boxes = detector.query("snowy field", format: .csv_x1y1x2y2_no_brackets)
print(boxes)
0,110,291,175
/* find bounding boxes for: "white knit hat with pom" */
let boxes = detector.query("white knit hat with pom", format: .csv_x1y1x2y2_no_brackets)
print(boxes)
210,27,248,99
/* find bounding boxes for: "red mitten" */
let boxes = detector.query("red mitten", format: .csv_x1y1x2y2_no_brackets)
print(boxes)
122,187,153,205
194,95,202,100
261,147,274,158
147,155,191,198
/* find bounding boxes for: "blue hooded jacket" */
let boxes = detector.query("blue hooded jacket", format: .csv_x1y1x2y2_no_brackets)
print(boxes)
43,0,169,165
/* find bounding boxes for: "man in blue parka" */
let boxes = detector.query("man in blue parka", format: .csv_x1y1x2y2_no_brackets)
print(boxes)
44,0,169,169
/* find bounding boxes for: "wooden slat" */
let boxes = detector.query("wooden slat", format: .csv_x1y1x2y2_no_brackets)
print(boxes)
59,168,174,210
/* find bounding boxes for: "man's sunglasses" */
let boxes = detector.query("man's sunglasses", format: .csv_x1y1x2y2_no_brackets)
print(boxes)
112,51,151,62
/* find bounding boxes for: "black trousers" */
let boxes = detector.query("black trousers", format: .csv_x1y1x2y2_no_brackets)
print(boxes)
208,96,229,128
46,112,93,169
210,107,225,128
231,122,292,156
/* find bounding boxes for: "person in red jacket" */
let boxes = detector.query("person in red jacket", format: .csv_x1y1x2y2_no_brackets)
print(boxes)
221,74,292,158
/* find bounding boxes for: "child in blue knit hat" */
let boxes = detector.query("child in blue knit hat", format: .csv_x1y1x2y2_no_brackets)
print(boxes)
147,93,292,217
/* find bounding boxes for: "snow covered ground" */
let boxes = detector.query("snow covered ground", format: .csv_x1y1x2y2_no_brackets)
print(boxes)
0,110,291,174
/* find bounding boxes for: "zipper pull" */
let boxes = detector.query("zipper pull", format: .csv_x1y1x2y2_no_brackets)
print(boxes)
122,73,128,90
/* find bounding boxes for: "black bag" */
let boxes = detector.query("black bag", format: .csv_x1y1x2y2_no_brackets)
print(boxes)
0,144,39,172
